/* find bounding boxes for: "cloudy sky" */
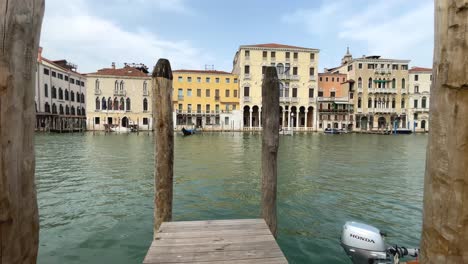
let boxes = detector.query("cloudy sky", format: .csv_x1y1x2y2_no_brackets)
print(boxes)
40,0,434,73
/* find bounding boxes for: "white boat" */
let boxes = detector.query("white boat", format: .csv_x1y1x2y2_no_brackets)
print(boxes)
279,128,293,136
110,126,131,133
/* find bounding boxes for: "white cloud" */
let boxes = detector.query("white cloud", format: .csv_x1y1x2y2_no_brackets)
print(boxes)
40,0,208,73
282,0,434,67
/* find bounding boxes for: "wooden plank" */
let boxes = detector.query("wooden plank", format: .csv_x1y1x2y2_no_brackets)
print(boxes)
149,258,287,264
144,219,288,263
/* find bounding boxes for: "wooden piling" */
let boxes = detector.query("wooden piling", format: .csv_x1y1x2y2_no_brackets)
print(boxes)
0,0,44,263
420,1,468,263
152,59,174,233
261,67,280,237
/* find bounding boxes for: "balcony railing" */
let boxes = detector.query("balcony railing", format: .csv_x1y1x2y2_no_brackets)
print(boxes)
317,96,349,102
368,108,396,114
357,87,363,93
291,75,300,81
94,89,101,95
369,88,397,94
280,97,299,103
309,75,316,81
309,98,315,104
244,74,251,80
114,90,126,96
374,68,392,75
243,96,251,102
414,107,429,113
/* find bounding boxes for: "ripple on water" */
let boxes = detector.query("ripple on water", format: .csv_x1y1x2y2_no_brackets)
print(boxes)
36,132,426,264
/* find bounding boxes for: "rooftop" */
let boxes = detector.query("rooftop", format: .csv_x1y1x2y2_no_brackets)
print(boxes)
173,69,233,75
240,43,318,51
409,67,432,73
87,66,149,77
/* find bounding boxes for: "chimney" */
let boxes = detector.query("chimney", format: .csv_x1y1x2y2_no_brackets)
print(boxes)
38,46,43,62
111,62,116,69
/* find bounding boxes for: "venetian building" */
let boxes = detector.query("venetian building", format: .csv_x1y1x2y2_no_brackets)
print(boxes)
327,48,410,131
85,63,153,130
35,47,87,132
172,70,242,130
232,43,320,131
317,72,354,130
408,67,432,132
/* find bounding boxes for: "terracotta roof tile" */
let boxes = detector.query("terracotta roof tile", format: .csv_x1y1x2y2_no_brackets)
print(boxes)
173,69,233,75
243,43,310,49
87,66,149,77
409,67,432,73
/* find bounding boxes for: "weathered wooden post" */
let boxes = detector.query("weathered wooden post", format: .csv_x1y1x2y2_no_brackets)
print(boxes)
420,0,468,263
0,0,44,263
261,67,280,237
152,59,174,233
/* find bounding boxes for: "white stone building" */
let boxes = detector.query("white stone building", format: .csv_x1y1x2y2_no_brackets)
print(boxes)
408,67,432,132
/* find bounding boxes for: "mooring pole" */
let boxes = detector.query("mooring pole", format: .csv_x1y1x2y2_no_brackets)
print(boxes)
152,59,174,233
261,67,280,237
0,0,44,263
420,0,468,263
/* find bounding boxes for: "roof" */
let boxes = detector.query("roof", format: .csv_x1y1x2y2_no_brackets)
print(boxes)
87,66,149,77
318,72,347,76
240,43,318,51
173,69,234,75
409,67,432,73
41,57,85,77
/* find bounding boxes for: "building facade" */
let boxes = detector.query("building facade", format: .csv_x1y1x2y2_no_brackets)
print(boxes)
172,70,242,130
85,63,153,131
232,43,320,131
328,48,410,131
35,47,87,132
408,67,432,132
317,73,354,130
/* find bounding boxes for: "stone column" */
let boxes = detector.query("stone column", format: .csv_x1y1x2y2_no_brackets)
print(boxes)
305,110,308,129
282,110,286,128
249,109,253,128
259,109,262,128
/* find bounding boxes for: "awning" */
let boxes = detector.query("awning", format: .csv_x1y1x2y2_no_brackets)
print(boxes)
373,80,390,83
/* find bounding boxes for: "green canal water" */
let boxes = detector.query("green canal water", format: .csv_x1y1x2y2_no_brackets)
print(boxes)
35,132,427,264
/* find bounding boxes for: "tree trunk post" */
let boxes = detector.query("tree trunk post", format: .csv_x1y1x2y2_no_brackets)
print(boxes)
0,0,45,263
421,0,468,263
261,67,280,237
151,59,174,234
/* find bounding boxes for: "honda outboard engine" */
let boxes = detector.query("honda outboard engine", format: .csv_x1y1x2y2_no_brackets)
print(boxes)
341,221,419,264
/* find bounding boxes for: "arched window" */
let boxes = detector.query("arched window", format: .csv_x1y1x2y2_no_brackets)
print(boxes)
126,97,131,111
357,77,362,89
65,90,69,101
115,81,119,94
392,78,396,89
81,93,85,103
378,78,382,89
368,98,372,108
368,78,373,88
120,97,125,110
276,63,284,75
66,105,70,115
401,78,406,89
95,79,100,93
52,86,57,99
279,82,284,97
102,97,107,110
358,97,362,108
95,97,100,110
120,81,124,92
76,93,80,103
52,103,57,114
143,98,148,111
108,97,112,110
59,88,63,100
143,81,148,95
59,104,64,115
82,107,85,115
71,106,75,115
45,102,50,113
114,97,119,110
422,97,427,108
401,98,405,109
77,107,81,116
374,98,377,108
392,98,396,108
44,84,48,97
71,91,75,102
378,98,382,108
386,98,390,108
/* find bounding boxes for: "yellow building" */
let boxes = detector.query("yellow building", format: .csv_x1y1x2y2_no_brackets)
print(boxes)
232,43,320,131
172,70,242,130
85,63,153,131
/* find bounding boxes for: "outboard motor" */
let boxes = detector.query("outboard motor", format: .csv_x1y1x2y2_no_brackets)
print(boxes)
341,221,419,264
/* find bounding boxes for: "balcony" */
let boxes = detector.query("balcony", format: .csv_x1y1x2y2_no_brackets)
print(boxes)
243,96,251,103
357,87,363,93
278,74,291,80
401,89,407,94
114,90,126,96
244,74,251,80
309,98,315,104
317,96,349,102
280,97,299,103
368,108,396,114
94,89,101,95
291,75,300,81
414,107,429,113
309,75,316,81
374,68,392,75
369,88,397,94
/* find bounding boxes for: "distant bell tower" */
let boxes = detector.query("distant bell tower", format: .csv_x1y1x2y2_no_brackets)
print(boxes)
341,46,353,65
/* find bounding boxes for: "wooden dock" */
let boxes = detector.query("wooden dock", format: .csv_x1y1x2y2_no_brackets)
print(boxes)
143,219,288,264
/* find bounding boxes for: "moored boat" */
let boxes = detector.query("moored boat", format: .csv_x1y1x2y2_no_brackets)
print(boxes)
181,127,196,136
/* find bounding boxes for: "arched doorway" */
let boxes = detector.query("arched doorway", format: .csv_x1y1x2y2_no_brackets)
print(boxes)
361,116,368,130
290,106,297,127
122,117,129,127
307,106,314,129
243,106,250,127
299,106,306,127
252,105,260,127
378,117,386,129
421,120,427,130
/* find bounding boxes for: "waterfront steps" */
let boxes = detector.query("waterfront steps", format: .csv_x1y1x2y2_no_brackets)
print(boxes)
143,219,288,263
